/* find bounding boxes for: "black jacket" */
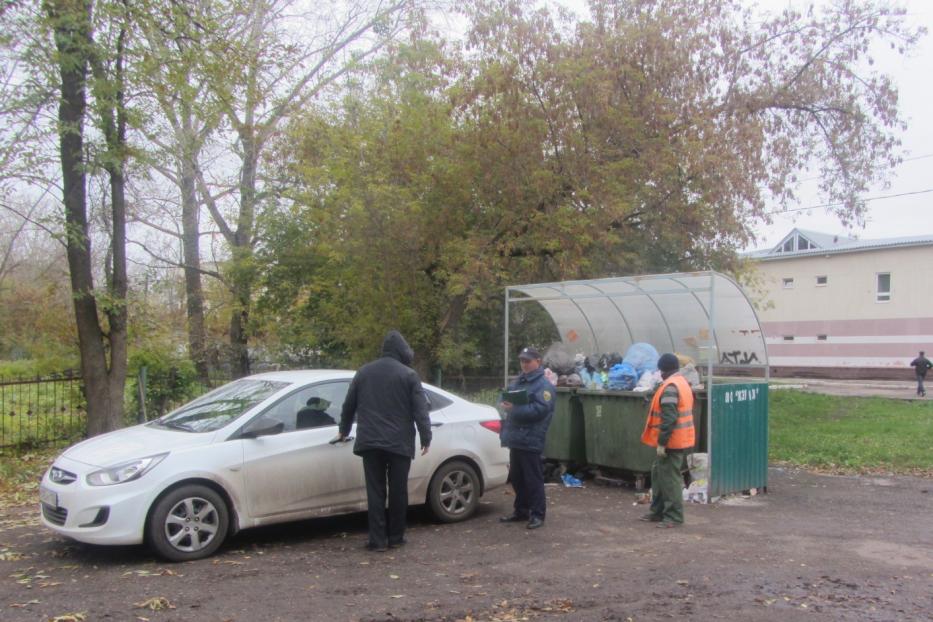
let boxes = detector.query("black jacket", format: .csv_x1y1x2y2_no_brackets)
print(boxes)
339,331,432,458
911,355,932,378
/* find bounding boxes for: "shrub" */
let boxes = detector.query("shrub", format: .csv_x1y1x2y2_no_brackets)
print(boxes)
127,348,199,422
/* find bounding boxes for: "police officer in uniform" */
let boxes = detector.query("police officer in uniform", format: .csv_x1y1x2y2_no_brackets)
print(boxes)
640,353,696,528
498,347,556,530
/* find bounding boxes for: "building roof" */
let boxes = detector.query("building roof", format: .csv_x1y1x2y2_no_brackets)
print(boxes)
745,228,933,261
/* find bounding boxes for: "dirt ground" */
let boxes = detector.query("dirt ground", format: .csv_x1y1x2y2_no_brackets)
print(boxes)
2,464,932,622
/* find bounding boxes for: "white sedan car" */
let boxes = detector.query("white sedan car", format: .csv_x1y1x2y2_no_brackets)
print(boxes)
39,370,508,561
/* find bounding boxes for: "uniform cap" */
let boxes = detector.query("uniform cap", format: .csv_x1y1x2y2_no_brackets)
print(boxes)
518,347,541,360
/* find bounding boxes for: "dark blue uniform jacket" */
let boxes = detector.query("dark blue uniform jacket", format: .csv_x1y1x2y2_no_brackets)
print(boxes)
499,367,555,453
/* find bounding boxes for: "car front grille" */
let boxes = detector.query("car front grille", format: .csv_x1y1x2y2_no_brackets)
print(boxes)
42,503,68,526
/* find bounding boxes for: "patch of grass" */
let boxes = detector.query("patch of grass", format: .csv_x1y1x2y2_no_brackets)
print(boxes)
770,390,933,474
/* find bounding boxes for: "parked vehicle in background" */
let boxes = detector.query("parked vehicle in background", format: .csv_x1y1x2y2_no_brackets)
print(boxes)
39,370,508,561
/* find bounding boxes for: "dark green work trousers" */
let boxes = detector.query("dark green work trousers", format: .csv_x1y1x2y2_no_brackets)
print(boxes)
649,450,687,524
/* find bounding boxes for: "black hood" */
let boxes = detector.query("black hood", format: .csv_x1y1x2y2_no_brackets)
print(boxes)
381,330,414,366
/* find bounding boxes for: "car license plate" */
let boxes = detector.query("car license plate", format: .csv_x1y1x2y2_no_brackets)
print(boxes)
39,486,58,507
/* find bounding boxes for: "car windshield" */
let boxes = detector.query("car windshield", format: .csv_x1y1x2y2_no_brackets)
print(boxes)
150,379,289,433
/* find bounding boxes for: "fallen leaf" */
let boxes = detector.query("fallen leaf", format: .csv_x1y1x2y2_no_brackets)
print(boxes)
50,613,87,622
389,574,400,579
133,596,175,611
10,599,40,608
0,548,26,561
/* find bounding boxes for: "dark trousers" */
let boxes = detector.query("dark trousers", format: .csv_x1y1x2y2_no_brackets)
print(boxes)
509,448,546,520
360,449,411,547
917,374,926,396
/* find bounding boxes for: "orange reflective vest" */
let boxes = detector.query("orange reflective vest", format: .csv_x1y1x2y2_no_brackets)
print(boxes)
640,374,695,449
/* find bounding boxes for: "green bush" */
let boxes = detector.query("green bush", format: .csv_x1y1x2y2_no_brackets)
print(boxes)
127,348,199,422
0,357,79,379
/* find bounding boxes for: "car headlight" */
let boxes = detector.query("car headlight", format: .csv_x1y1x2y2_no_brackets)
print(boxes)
86,453,168,486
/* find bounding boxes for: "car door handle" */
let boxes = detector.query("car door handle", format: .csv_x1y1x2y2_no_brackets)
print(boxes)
431,422,443,427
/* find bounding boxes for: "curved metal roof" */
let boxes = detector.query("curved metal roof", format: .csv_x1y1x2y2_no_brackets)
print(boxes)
506,271,768,370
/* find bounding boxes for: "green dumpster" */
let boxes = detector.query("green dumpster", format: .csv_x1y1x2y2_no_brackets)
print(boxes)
578,389,708,474
544,388,586,464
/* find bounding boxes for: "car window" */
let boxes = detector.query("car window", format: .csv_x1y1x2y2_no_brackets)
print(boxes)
152,379,288,433
260,381,350,433
424,389,452,412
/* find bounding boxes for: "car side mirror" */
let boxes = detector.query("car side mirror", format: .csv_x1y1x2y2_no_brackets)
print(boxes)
240,416,284,439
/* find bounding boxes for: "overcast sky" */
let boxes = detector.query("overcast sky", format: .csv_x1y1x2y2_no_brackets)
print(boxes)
749,0,933,250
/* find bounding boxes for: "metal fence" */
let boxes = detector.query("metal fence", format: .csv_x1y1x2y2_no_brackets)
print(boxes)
0,370,501,449
0,372,86,448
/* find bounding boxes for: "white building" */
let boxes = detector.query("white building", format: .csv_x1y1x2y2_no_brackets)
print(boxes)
745,228,933,374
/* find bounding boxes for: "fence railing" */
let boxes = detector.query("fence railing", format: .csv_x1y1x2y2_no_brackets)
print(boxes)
0,373,86,448
0,370,501,449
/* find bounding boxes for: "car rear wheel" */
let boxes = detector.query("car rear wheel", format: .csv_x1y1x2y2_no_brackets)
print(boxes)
428,460,480,523
147,484,229,562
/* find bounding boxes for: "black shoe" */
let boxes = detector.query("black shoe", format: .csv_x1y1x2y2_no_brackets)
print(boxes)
526,516,544,530
388,538,407,548
499,513,528,523
364,541,388,552
639,513,662,522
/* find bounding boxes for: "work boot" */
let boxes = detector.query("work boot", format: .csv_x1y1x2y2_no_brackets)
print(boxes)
499,513,528,523
639,513,662,522
526,516,545,530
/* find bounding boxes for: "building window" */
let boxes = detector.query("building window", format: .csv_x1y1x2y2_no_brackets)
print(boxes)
775,233,817,253
817,335,827,341
782,277,794,289
876,272,891,302
783,335,794,341
816,275,827,286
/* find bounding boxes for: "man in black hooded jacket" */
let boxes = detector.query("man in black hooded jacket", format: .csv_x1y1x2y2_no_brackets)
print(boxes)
336,330,432,551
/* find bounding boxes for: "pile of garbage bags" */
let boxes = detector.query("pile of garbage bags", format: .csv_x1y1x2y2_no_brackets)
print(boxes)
540,341,702,391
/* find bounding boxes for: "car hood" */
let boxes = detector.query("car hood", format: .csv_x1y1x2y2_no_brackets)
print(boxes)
62,424,217,467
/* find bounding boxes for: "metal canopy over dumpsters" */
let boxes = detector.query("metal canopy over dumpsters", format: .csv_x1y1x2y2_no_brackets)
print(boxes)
504,271,770,499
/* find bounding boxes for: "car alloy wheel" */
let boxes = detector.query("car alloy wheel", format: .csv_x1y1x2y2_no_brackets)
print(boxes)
428,460,479,523
148,484,229,562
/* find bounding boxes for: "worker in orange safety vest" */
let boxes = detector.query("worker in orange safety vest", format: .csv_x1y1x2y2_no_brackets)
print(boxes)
639,353,695,527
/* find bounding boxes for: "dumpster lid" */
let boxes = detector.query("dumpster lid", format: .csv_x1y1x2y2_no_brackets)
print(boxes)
506,271,767,370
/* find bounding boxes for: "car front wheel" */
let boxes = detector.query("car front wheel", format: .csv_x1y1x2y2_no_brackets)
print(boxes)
147,484,229,562
428,460,480,523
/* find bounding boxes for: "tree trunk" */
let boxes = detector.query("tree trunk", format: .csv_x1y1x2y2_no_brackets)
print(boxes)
228,128,257,378
46,0,124,436
180,160,209,383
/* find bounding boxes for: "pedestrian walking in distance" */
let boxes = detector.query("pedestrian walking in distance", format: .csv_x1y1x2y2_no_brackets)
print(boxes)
910,351,932,397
